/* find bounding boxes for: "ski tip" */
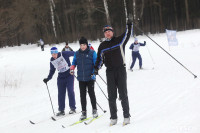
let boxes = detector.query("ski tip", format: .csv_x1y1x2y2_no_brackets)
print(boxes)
84,122,88,125
29,120,35,124
51,117,56,121
62,125,65,128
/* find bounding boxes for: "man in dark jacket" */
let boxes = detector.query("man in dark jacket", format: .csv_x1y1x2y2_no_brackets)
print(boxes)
43,47,76,116
129,38,146,71
94,17,133,126
70,37,98,120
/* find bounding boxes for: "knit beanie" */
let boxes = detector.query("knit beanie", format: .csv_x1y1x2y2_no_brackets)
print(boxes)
103,25,113,32
50,47,58,54
79,37,88,46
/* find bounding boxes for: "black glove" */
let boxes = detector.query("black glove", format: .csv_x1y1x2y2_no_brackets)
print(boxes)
43,78,49,84
94,69,98,75
127,14,133,25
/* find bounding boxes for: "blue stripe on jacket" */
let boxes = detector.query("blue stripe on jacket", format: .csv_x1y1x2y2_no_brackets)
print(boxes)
98,25,129,69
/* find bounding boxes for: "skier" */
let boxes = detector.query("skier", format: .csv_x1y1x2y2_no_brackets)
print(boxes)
43,47,76,116
70,37,98,120
93,15,133,126
62,42,73,52
129,38,146,71
39,39,44,51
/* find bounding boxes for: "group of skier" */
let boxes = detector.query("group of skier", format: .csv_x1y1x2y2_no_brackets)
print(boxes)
43,15,147,126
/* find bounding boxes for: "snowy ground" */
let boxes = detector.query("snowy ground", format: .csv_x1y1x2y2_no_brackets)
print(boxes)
0,29,200,133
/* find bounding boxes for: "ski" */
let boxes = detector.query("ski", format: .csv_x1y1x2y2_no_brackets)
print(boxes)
29,112,81,125
84,115,103,125
51,111,81,121
129,67,154,72
29,117,52,125
62,117,93,128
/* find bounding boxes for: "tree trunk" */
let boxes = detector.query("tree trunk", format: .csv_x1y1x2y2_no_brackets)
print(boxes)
185,0,190,28
103,0,111,25
173,0,178,29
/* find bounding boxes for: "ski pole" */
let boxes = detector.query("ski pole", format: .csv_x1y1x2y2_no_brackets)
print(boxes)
73,75,107,113
95,80,108,100
96,101,107,113
133,23,197,79
145,45,156,68
74,74,108,100
45,83,55,116
98,74,107,85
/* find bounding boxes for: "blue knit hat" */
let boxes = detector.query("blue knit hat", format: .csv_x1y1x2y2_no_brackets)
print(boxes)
103,25,113,32
50,47,58,54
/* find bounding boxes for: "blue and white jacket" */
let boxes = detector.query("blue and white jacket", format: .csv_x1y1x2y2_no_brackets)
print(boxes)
129,42,146,53
72,48,97,81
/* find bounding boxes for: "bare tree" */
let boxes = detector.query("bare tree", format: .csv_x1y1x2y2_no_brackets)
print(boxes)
185,0,190,27
103,0,111,25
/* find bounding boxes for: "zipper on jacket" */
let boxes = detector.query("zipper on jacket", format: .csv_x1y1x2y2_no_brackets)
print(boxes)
82,53,85,81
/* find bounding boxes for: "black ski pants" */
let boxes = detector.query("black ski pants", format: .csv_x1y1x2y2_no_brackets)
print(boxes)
79,80,97,112
106,65,130,119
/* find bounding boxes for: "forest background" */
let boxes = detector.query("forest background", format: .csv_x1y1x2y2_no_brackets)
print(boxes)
0,0,199,47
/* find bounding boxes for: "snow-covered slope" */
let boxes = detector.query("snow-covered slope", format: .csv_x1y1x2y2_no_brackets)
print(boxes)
0,29,200,133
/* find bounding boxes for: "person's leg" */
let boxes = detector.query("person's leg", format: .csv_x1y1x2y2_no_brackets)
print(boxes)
130,52,137,69
87,80,97,110
138,53,142,68
57,78,67,111
66,74,76,110
116,67,130,118
106,68,118,119
79,81,87,111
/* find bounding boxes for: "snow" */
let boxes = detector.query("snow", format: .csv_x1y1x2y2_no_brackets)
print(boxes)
0,29,200,133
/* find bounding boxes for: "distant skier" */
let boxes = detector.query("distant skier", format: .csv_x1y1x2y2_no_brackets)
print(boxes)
70,37,98,121
39,39,44,51
62,42,73,52
43,47,76,116
94,15,133,126
129,38,146,71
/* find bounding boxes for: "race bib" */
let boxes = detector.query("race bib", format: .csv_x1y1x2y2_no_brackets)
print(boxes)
51,54,69,73
133,44,140,52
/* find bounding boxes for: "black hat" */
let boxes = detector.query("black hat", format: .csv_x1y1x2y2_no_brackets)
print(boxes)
79,37,88,46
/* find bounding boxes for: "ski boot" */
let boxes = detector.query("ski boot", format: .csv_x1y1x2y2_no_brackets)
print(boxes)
80,111,87,120
110,119,117,126
56,111,65,116
92,109,98,118
69,109,76,114
123,117,130,126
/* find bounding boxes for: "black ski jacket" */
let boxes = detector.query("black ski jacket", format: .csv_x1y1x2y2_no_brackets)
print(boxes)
94,23,132,70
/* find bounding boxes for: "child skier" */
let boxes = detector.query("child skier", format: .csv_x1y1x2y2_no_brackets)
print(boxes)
43,47,76,116
70,37,98,120
129,38,146,71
